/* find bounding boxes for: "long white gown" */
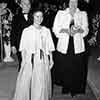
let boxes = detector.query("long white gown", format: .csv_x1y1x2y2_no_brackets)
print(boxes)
12,25,55,100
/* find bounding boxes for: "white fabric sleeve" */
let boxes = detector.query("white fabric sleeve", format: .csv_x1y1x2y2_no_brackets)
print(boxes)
52,10,67,38
19,29,27,52
47,29,55,53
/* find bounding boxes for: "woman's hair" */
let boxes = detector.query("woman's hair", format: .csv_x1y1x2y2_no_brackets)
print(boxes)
33,8,43,15
29,2,43,24
31,2,43,17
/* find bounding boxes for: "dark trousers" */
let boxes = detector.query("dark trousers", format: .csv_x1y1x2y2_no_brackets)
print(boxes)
53,36,88,95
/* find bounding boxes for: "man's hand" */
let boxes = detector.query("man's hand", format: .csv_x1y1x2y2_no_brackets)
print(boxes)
77,28,84,33
59,28,70,35
70,26,84,36
11,46,17,54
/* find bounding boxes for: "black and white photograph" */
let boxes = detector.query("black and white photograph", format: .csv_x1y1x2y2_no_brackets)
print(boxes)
0,0,100,100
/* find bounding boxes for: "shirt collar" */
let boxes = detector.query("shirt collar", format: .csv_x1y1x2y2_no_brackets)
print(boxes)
65,8,80,14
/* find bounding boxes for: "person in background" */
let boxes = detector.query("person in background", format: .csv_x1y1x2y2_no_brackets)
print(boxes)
12,6,55,100
53,0,89,97
0,0,13,62
10,0,32,71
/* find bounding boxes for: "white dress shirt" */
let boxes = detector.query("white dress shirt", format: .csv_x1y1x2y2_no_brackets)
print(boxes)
24,14,28,21
53,8,89,54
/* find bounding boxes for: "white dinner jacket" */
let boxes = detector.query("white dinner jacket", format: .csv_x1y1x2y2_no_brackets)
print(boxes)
53,8,89,54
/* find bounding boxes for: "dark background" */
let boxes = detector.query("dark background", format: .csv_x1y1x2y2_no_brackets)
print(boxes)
5,0,100,15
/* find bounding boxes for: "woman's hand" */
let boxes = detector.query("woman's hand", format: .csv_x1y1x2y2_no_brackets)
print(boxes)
49,52,54,69
49,58,54,69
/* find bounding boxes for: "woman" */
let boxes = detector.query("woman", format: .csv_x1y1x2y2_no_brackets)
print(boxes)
12,7,55,100
53,0,89,97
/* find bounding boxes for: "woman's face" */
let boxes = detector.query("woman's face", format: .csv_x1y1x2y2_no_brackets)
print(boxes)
33,11,43,25
69,0,77,15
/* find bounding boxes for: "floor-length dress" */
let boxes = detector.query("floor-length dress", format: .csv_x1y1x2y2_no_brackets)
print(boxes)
12,25,55,100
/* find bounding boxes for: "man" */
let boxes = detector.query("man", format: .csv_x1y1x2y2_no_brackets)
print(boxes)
11,0,32,71
53,0,89,97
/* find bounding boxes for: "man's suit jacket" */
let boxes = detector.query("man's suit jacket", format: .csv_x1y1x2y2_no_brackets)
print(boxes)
10,7,32,51
53,8,89,54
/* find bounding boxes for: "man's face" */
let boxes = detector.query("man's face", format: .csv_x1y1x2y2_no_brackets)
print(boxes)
33,11,43,25
21,0,30,13
69,0,77,15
